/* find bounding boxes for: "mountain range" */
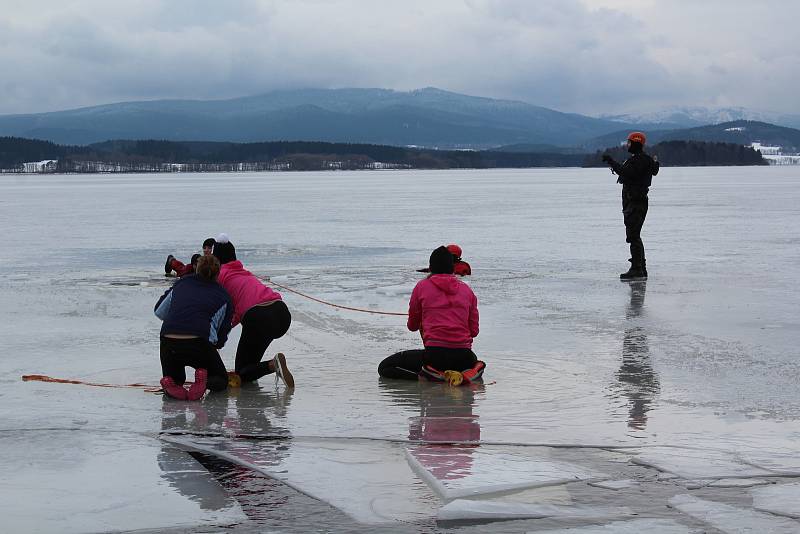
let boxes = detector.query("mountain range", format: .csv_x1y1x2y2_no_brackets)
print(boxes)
0,87,796,150
599,106,800,130
0,87,651,148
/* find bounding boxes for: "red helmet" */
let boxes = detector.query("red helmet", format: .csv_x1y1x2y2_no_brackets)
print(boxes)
446,244,463,258
627,131,646,145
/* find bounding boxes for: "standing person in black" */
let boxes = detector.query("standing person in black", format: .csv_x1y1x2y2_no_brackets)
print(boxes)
602,131,660,280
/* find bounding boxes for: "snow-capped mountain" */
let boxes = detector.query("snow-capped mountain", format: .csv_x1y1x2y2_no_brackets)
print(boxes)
600,107,800,130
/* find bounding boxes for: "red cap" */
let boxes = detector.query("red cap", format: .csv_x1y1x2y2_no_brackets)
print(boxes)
627,131,646,145
446,244,462,258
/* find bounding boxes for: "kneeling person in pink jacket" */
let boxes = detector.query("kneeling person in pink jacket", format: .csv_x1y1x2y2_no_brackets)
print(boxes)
213,234,294,388
379,246,485,383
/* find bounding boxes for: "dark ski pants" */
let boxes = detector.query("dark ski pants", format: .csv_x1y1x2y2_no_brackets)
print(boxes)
235,300,292,383
623,195,648,268
160,337,228,391
378,347,478,380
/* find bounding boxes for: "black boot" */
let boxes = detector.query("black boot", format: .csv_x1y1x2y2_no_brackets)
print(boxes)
164,255,175,275
620,265,647,280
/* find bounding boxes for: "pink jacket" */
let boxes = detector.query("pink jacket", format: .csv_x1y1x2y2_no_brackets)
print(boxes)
217,260,282,326
407,274,479,349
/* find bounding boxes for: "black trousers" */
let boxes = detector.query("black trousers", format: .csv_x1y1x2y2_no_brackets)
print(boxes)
623,194,648,268
378,347,478,380
160,337,228,391
235,300,292,382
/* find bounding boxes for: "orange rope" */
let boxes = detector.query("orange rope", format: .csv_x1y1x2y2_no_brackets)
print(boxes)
265,279,408,316
22,374,162,393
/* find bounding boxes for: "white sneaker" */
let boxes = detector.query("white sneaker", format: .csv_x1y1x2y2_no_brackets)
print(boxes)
273,353,294,388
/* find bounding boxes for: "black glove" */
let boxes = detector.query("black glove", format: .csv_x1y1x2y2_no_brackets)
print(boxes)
601,154,614,164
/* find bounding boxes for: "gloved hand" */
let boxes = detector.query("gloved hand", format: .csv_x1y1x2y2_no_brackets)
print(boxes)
601,154,614,164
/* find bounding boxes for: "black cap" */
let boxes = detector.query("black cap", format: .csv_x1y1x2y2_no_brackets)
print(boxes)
429,246,454,274
213,238,236,265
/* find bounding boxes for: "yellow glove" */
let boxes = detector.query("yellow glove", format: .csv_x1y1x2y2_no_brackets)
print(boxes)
227,371,242,388
443,370,463,387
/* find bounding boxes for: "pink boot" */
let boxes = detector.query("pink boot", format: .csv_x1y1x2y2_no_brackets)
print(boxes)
160,376,188,400
187,368,208,401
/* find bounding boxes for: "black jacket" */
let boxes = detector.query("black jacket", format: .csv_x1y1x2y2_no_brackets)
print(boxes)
611,152,659,196
154,274,233,348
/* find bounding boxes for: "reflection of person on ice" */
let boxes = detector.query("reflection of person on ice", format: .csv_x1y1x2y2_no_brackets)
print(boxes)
379,246,485,384
602,132,660,280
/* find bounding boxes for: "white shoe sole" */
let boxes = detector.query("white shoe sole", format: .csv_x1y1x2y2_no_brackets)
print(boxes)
274,353,294,388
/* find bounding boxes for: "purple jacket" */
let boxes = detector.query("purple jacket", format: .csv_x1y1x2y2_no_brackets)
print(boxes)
407,274,479,349
217,260,282,326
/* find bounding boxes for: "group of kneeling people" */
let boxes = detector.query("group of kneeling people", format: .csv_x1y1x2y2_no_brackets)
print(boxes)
156,237,484,401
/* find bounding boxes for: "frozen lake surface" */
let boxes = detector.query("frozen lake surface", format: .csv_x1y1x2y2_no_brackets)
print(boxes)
1,167,799,533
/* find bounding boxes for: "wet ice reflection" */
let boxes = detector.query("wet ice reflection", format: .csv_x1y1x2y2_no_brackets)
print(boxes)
0,432,244,533
3,169,800,531
613,281,660,432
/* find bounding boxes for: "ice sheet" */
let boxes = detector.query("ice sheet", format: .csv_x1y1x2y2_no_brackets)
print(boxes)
588,479,637,490
539,518,702,533
707,478,772,488
0,432,244,533
163,434,438,524
406,445,603,500
3,168,800,532
631,446,774,479
669,494,800,533
751,482,800,519
436,499,631,521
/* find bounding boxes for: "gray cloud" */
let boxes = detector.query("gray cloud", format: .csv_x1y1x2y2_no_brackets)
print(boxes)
1,0,797,115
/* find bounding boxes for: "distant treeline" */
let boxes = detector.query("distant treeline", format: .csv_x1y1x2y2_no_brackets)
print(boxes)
584,140,767,167
0,137,583,171
0,136,766,172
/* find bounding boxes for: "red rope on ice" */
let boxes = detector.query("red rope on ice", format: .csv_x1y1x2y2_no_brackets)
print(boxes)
265,279,408,316
22,374,162,393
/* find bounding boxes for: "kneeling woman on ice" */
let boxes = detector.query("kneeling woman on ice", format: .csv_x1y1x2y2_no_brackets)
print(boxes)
379,246,485,384
155,255,233,400
212,234,294,387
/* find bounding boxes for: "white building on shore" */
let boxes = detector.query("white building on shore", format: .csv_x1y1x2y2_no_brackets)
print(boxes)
749,142,800,165
22,160,58,173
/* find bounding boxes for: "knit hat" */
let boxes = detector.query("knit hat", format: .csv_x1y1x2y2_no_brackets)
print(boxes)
446,244,463,259
429,246,454,275
212,233,236,264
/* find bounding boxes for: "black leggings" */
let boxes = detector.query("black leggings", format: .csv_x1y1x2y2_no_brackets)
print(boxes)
378,347,478,380
235,300,292,382
160,337,228,391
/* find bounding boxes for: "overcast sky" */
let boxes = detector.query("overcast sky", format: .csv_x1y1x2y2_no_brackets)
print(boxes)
1,0,798,116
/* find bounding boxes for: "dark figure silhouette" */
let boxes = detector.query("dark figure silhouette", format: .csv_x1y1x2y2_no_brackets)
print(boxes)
616,281,660,430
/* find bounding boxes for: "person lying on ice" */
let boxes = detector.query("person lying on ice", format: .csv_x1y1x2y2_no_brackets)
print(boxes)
417,243,471,276
380,246,485,385
164,237,216,277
